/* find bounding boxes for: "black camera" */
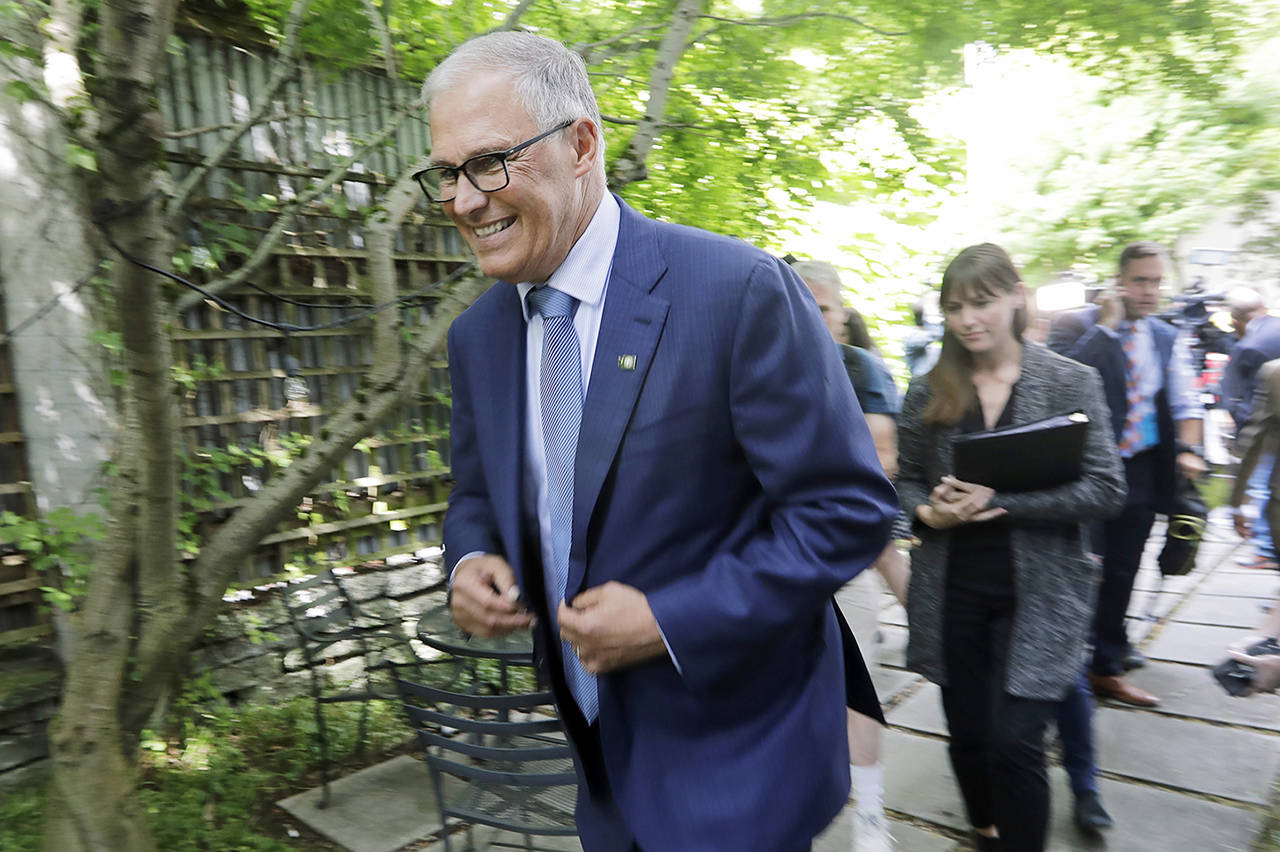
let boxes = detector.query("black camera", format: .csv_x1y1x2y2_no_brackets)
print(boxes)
1212,636,1280,696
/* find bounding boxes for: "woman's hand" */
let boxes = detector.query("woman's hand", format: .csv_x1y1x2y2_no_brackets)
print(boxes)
917,475,1007,530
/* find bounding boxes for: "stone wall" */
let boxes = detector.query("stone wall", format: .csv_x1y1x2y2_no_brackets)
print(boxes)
0,552,446,786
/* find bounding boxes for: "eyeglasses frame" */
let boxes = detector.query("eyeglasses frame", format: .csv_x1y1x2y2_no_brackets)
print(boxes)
413,119,576,203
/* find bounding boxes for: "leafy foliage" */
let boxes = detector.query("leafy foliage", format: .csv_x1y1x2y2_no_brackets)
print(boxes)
0,688,412,852
0,508,106,611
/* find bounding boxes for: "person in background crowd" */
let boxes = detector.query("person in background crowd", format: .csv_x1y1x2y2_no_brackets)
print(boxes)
1222,287,1280,570
433,32,897,852
902,295,943,377
1232,359,1280,570
1225,591,1280,696
897,243,1126,851
795,260,911,852
1025,283,1116,835
1048,242,1207,708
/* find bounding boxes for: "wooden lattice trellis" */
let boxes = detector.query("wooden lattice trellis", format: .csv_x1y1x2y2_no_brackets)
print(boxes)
161,34,471,583
0,280,43,643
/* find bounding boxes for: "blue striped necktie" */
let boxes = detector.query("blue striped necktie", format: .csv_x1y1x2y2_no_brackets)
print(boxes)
527,285,598,722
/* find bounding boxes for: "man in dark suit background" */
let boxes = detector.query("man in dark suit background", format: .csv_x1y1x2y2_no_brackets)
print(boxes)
1222,287,1280,570
429,32,897,851
1048,242,1206,708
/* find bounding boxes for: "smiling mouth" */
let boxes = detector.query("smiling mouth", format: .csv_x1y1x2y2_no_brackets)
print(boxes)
473,218,515,238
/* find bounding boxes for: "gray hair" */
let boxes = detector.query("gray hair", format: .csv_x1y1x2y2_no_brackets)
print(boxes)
790,260,844,300
1226,286,1265,317
425,32,603,138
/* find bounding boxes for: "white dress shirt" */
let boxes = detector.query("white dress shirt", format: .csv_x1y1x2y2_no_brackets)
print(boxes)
517,194,619,615
1100,317,1202,457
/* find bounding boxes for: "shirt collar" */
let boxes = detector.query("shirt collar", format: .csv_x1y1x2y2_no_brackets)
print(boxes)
518,193,620,321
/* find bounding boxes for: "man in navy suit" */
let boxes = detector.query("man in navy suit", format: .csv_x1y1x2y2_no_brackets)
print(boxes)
1222,287,1280,569
1048,242,1206,709
426,32,897,852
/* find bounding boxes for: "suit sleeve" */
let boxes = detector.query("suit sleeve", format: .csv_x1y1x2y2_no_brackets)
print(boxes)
1223,342,1265,427
1232,365,1280,507
442,324,504,574
644,257,898,692
988,368,1128,522
1046,312,1084,357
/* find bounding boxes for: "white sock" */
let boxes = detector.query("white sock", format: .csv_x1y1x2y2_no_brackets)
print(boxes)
850,762,885,813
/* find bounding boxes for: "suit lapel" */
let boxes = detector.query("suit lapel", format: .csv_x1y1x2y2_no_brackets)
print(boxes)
479,286,529,589
566,202,670,598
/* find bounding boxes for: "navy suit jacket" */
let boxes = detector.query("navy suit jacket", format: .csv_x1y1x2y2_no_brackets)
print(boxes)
1222,314,1280,428
1047,304,1179,511
443,197,897,851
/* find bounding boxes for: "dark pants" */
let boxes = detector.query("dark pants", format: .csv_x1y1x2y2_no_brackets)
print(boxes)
941,584,1057,852
1091,451,1159,676
1055,668,1099,797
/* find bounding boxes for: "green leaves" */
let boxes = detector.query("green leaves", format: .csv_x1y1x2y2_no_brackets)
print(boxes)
0,508,106,611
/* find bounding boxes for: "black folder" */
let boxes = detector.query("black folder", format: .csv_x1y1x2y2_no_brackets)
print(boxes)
952,410,1090,493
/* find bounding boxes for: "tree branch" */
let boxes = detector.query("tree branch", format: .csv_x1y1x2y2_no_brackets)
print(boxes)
691,11,907,41
365,152,434,383
166,0,311,219
572,21,669,59
492,0,537,32
176,94,426,311
162,110,319,140
41,0,96,142
360,0,399,104
607,0,705,188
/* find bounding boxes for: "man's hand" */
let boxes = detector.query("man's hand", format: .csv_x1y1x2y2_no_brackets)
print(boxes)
1234,507,1253,540
917,475,1006,530
1097,290,1125,331
449,554,533,638
558,581,667,674
1227,648,1280,695
1177,451,1208,480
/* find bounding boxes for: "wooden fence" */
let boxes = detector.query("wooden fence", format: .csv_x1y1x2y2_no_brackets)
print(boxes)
161,34,467,582
0,281,42,643
0,30,469,644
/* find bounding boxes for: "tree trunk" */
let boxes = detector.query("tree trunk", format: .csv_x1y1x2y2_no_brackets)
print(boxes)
607,0,705,187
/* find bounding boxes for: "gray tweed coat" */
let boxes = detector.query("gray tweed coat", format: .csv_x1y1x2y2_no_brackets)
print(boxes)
897,341,1127,700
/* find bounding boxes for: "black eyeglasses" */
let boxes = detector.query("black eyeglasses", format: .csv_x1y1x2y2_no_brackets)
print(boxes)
414,120,574,203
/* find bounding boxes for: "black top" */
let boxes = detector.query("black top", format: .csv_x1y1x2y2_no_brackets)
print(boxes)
946,385,1018,597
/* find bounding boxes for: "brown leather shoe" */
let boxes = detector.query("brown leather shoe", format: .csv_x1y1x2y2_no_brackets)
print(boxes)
1089,673,1160,707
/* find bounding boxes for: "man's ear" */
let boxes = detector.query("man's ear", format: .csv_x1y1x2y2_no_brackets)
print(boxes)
569,119,602,178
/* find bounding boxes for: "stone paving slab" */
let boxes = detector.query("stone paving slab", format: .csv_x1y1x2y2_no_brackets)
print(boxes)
1125,660,1280,731
1044,773,1260,852
1092,706,1280,805
1145,622,1256,666
1126,589,1181,620
883,730,970,832
881,624,908,669
884,729,1263,852
1131,569,1199,595
1193,570,1280,599
883,601,908,627
278,755,440,852
815,805,956,852
886,682,947,737
416,825,582,852
872,666,922,706
1170,591,1269,628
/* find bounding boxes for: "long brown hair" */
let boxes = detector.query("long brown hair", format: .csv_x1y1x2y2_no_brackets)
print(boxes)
923,243,1027,425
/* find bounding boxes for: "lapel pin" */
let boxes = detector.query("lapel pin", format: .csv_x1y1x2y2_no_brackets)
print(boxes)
618,354,637,371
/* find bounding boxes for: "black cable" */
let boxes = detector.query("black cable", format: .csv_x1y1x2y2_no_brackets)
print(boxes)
94,217,475,335
3,259,107,340
240,280,376,310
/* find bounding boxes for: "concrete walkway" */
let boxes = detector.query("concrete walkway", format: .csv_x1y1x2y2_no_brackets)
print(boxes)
283,510,1280,851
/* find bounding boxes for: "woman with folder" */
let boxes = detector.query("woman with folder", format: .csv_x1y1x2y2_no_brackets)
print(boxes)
896,243,1127,851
